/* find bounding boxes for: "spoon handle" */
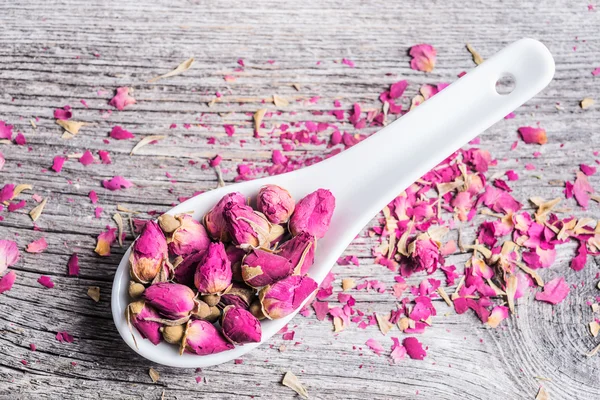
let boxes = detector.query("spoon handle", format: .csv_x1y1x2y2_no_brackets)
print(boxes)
300,38,554,233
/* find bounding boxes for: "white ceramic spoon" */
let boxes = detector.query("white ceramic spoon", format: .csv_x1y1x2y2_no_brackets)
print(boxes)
112,38,554,368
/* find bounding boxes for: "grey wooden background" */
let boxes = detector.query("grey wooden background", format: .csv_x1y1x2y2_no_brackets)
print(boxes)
1,0,599,399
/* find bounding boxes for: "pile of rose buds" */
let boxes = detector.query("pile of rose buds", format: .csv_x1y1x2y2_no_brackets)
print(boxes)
126,185,336,356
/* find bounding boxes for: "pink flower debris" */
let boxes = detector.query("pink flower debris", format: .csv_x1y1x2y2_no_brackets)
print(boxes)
403,337,426,360
54,106,72,120
592,67,600,76
98,150,112,164
67,253,80,276
0,240,20,274
0,271,17,294
26,237,48,253
95,227,117,256
518,126,547,145
535,277,569,305
0,184,15,203
110,126,135,140
38,275,54,289
224,125,235,136
79,150,95,166
51,156,67,173
109,87,136,111
89,190,98,204
409,44,436,72
365,338,384,355
0,121,13,140
55,331,74,343
0,151,5,171
14,133,26,145
102,176,133,191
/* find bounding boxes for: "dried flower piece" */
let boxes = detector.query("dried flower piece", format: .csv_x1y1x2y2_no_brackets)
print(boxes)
161,324,185,344
149,57,194,82
144,282,196,319
224,203,273,249
220,283,254,309
51,156,67,173
466,43,483,65
486,305,509,328
259,275,318,319
535,387,549,400
148,367,160,383
366,338,385,355
273,95,289,108
409,44,436,72
130,135,166,155
535,277,569,305
256,185,295,224
581,98,594,109
129,221,168,283
0,121,13,140
29,198,47,221
128,301,161,345
0,240,20,274
289,189,336,238
403,337,427,360
204,192,246,241
129,281,145,298
342,278,355,291
253,109,267,136
158,213,181,233
0,271,16,294
102,176,133,191
66,253,79,276
56,120,87,135
109,87,136,111
180,319,234,355
194,242,232,295
590,321,600,337
221,305,262,344
113,213,124,246
26,237,47,253
110,126,135,140
282,371,309,400
241,249,293,288
38,275,54,289
87,286,100,302
168,214,210,257
276,231,316,275
518,126,547,145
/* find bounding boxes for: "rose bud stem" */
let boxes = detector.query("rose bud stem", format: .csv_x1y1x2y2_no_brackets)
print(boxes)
161,324,185,344
128,281,145,298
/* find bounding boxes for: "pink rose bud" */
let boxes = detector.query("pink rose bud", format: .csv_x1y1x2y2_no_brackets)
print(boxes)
220,282,255,309
204,192,246,241
173,251,204,286
144,282,196,320
289,189,335,238
226,244,246,282
256,184,295,224
221,305,262,344
224,203,272,249
129,221,168,283
259,274,318,320
168,214,211,257
410,238,440,274
180,319,234,355
277,231,316,275
194,242,232,294
128,301,162,345
241,249,293,288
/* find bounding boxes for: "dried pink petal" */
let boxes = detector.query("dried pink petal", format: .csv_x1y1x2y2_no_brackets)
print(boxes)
129,301,162,345
194,242,232,294
518,126,547,145
571,242,587,271
204,192,246,241
0,151,5,171
181,319,234,355
224,203,272,249
573,171,594,209
259,275,318,320
55,331,74,343
487,305,509,328
168,214,210,257
38,275,54,289
95,227,117,257
89,191,98,204
241,249,293,288
221,305,262,344
54,106,72,120
390,337,406,363
102,176,133,191
0,270,16,294
0,184,14,202
51,156,67,173
409,44,436,72
535,277,569,305
26,237,48,253
277,231,316,275
110,126,135,140
130,221,168,283
67,253,79,276
0,121,14,140
289,189,336,238
79,150,95,166
98,150,112,164
403,337,427,360
389,80,408,99
14,133,26,145
410,238,441,274
109,87,136,111
0,240,20,275
256,184,295,224
365,338,384,356
224,124,235,136
144,282,196,319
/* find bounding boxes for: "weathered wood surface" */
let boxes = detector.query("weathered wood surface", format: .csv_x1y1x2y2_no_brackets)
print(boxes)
0,0,599,398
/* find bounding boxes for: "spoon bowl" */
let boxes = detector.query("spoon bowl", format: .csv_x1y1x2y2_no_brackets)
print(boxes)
112,38,555,367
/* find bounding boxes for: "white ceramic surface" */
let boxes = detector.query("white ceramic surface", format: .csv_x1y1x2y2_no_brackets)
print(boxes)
112,38,555,368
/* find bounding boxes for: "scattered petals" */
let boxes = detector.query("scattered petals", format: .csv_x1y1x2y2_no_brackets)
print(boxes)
518,126,547,145
26,237,48,253
409,44,436,72
38,275,54,289
149,57,194,82
102,176,133,191
535,277,569,305
109,87,136,111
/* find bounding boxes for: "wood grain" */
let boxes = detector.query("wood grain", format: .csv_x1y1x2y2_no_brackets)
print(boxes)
1,0,600,398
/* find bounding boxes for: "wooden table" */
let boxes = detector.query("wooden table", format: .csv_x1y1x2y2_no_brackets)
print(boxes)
1,1,599,398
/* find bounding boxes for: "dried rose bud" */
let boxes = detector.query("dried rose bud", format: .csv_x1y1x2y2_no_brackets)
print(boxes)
241,249,293,288
277,231,316,275
221,305,262,344
220,282,255,309
258,275,318,320
409,238,440,274
226,244,246,282
168,214,211,257
128,301,161,345
191,299,212,320
129,221,168,284
256,184,295,224
180,319,234,355
157,213,181,234
144,282,196,320
173,251,204,286
161,324,185,344
268,223,286,246
128,281,145,298
289,189,336,238
224,204,272,249
249,299,267,320
194,242,232,295
204,192,246,241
